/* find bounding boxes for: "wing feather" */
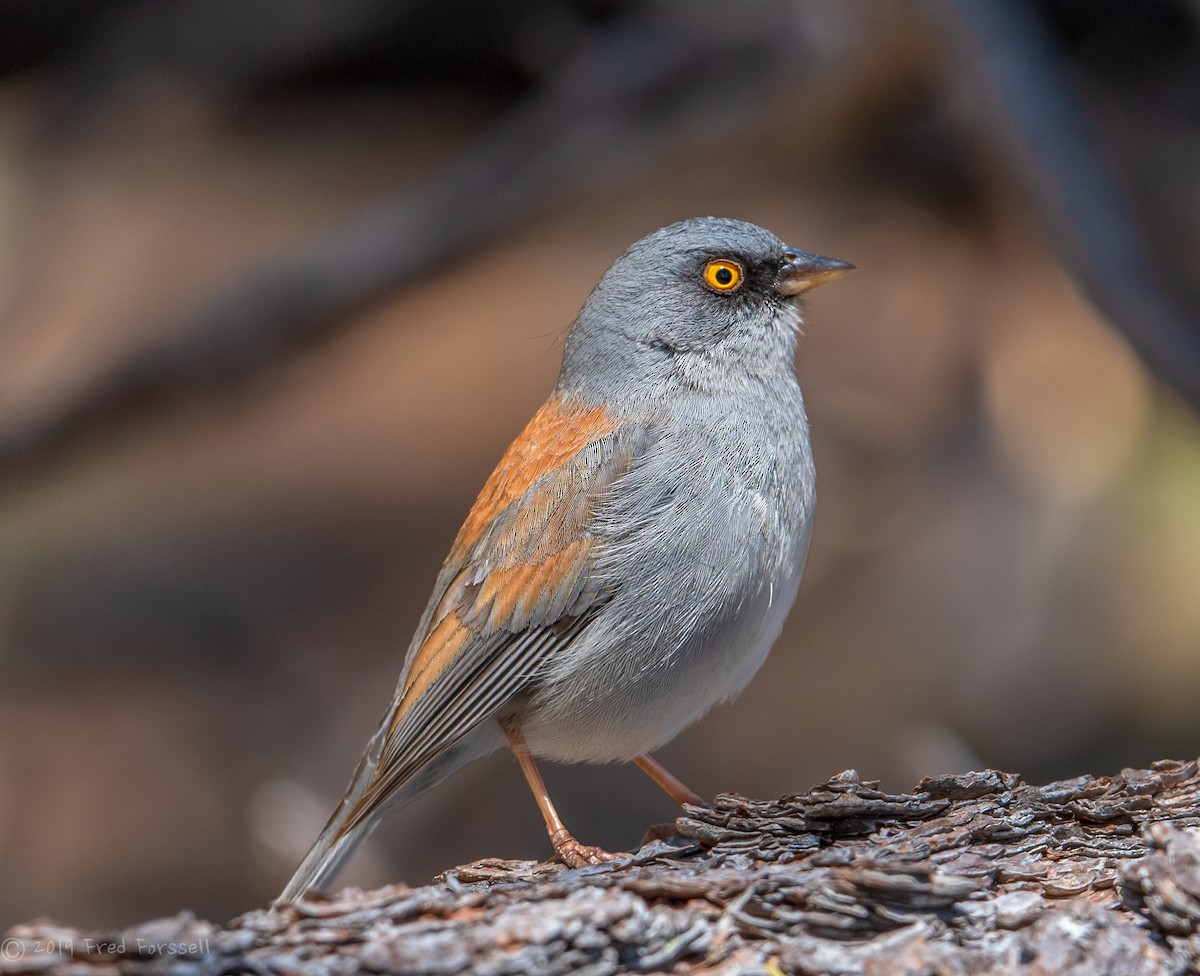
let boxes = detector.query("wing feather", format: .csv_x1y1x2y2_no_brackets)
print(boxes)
340,396,652,831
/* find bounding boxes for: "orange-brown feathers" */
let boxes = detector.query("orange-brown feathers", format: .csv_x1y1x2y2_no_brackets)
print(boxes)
386,396,634,741
451,397,618,555
393,612,471,721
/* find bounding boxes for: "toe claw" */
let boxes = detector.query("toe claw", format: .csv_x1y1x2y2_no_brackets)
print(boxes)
550,829,623,868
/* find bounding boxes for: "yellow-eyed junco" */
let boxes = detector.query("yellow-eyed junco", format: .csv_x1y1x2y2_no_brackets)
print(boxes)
280,217,852,900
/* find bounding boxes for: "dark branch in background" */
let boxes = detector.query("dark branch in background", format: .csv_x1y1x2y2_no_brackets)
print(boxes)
933,0,1200,409
0,3,812,471
4,759,1200,974
2,0,1200,476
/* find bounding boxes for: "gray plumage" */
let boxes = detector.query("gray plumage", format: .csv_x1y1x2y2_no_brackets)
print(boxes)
280,217,848,902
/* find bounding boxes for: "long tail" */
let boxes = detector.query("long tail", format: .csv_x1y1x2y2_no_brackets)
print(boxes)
277,722,503,903
276,746,379,903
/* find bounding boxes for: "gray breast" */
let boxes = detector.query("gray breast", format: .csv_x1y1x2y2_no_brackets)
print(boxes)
521,391,814,763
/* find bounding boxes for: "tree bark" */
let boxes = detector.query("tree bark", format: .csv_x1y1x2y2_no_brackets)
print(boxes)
4,759,1200,975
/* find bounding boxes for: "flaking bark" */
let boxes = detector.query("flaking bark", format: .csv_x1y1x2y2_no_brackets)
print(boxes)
5,759,1200,975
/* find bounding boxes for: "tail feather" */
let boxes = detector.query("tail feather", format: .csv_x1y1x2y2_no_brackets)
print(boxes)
278,811,371,904
277,721,504,903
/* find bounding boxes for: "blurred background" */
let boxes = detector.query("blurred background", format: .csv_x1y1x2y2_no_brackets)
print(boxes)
0,0,1198,933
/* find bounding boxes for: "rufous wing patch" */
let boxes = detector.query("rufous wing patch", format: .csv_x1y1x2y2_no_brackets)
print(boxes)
390,611,471,734
451,396,618,557
469,538,593,633
383,397,634,743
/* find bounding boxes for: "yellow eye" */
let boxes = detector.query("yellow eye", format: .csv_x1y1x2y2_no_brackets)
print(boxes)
703,259,743,292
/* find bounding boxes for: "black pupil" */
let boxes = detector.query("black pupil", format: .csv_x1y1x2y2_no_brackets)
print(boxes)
715,266,733,285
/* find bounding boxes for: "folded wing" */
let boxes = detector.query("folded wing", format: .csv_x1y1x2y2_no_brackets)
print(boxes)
343,395,652,830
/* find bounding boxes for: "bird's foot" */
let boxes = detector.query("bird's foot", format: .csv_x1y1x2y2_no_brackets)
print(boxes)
550,829,623,868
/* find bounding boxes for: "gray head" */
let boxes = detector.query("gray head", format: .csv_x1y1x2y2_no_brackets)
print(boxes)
558,217,852,402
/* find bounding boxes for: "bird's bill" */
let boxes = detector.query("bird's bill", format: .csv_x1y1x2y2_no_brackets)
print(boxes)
777,248,855,296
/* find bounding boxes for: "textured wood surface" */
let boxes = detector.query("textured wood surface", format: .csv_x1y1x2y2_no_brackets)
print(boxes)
5,760,1199,975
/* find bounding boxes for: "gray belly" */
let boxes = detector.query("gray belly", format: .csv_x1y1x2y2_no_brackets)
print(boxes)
521,505,810,764
520,397,815,763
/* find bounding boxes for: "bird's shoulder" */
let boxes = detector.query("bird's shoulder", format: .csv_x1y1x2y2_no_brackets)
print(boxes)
414,395,658,641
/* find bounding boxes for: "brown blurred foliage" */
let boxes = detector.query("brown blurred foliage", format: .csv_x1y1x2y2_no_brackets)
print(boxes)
0,0,1198,932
